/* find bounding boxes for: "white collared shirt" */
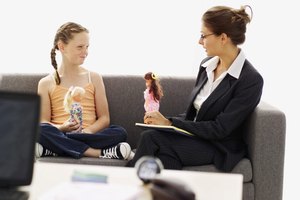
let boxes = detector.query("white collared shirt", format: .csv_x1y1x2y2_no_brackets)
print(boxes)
193,50,246,120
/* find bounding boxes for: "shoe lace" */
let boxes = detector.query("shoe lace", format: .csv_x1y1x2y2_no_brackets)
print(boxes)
101,146,119,159
44,149,56,156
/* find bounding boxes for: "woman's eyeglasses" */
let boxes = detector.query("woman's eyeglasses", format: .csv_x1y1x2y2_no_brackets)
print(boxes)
200,33,214,39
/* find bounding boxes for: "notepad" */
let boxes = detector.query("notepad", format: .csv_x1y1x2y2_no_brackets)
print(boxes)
135,123,194,137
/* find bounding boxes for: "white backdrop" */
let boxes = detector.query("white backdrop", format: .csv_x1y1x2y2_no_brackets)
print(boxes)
1,1,298,199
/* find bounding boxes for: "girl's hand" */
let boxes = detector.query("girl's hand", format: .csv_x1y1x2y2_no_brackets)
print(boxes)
59,119,80,133
81,128,92,134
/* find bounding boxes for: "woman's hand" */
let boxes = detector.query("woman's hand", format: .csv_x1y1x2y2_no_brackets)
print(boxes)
144,111,172,126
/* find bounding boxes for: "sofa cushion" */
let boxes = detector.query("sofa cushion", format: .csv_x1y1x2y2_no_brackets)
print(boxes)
182,158,252,182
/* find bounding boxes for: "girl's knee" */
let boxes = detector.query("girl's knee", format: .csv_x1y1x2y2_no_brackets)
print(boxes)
110,125,128,141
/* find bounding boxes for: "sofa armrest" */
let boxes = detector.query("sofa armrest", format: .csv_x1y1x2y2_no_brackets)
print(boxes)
244,101,286,200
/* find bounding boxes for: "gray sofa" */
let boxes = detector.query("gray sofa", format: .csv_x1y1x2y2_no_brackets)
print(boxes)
0,73,286,200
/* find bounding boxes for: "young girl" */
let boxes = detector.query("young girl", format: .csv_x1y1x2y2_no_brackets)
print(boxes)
144,72,164,112
36,22,132,160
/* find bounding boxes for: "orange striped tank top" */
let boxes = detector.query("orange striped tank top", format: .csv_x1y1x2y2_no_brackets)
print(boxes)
50,72,97,128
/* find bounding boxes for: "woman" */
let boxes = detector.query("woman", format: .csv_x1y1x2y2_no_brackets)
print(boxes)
127,5,263,171
36,22,132,160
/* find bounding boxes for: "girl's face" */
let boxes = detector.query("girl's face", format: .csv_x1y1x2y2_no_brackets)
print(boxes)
60,32,90,66
145,79,152,88
198,25,222,57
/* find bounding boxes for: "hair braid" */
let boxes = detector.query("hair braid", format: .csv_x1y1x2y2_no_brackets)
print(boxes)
50,47,60,85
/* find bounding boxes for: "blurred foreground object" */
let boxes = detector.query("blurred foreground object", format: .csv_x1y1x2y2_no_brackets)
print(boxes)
150,178,196,200
135,156,164,184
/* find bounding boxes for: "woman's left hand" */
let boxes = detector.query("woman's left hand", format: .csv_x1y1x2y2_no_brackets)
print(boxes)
144,111,172,126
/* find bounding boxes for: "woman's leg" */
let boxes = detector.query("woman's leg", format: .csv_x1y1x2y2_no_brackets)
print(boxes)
127,129,215,169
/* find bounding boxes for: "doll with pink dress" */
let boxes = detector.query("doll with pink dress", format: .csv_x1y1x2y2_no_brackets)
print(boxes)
144,72,164,112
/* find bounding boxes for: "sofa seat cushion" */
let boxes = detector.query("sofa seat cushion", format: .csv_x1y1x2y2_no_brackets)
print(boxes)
37,157,128,166
182,158,252,182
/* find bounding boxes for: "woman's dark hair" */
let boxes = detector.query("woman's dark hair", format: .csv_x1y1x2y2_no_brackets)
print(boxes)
50,22,89,85
144,72,164,102
202,5,253,45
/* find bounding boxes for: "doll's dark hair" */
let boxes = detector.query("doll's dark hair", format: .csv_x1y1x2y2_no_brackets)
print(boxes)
202,5,252,45
50,22,89,85
144,72,164,101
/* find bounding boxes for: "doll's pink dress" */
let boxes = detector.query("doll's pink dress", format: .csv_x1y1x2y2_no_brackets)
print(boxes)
144,88,159,112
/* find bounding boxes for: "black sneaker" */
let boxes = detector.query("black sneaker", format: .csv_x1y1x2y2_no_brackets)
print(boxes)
35,143,57,158
100,142,131,160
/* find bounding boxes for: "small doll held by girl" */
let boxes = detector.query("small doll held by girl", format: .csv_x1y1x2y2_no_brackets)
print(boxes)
64,86,85,133
144,72,164,112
